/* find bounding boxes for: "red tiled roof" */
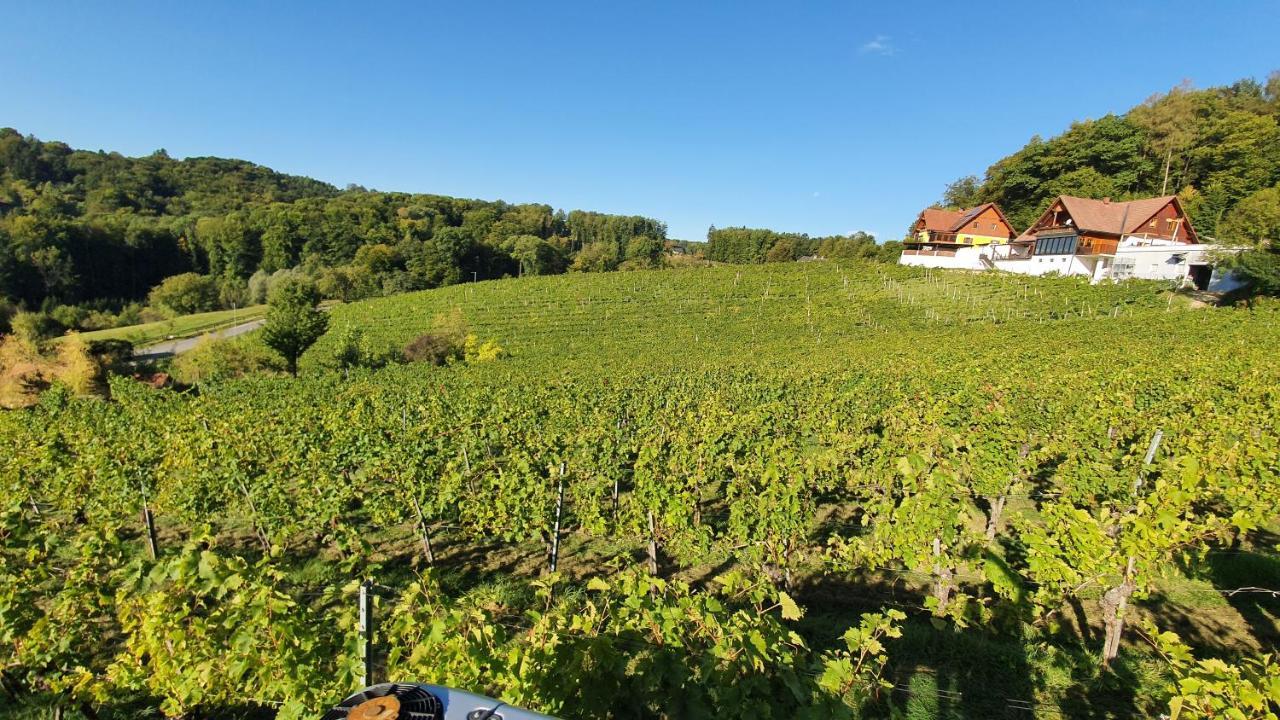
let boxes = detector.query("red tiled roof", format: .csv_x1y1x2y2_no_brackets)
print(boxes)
1057,195,1179,236
918,208,967,233
1021,195,1199,244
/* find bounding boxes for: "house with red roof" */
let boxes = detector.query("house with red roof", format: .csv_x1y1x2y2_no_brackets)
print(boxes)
991,195,1239,289
900,202,1017,270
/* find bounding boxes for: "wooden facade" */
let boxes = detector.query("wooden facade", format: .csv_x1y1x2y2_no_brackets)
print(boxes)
1014,195,1198,257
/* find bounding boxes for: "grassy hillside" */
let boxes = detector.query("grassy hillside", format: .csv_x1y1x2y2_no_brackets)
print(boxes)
4,263,1279,719
64,304,267,346
308,262,1185,368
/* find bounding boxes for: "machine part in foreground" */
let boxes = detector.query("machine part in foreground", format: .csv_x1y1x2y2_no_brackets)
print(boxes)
321,683,558,720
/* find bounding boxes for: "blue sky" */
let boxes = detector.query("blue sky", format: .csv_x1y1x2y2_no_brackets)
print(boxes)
2,1,1277,241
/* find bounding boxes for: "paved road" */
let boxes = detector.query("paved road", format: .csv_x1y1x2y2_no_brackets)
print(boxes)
134,318,266,359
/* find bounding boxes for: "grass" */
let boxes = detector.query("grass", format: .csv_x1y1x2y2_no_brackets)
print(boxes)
63,305,267,347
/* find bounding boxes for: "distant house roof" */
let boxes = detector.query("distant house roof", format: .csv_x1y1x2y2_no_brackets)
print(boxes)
916,202,1017,237
1019,195,1198,243
917,208,968,233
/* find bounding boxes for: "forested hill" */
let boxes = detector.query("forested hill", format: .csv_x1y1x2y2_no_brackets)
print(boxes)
0,128,669,310
941,72,1280,239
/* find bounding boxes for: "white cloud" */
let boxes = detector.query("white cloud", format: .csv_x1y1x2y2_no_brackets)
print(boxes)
859,35,895,56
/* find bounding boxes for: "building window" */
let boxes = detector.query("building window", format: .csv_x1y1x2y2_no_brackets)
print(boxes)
1034,234,1078,256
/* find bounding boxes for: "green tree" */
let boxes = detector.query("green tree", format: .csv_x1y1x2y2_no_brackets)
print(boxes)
511,234,565,276
1219,184,1280,247
941,175,984,208
261,277,328,376
570,242,619,272
147,273,220,316
1220,185,1280,295
1130,82,1198,195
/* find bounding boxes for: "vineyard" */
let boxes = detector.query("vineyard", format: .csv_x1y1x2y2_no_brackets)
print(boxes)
3,262,1279,719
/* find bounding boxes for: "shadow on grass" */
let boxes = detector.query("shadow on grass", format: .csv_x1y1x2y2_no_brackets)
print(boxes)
1204,548,1280,649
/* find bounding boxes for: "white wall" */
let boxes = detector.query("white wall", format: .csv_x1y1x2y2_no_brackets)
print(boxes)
1109,245,1207,282
912,239,1244,290
992,253,1094,277
899,245,991,270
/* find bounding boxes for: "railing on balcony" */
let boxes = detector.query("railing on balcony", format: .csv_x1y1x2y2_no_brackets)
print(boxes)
916,231,973,245
902,248,957,257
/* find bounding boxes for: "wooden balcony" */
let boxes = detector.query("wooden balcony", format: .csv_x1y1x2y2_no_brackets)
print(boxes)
1077,237,1118,256
919,231,971,245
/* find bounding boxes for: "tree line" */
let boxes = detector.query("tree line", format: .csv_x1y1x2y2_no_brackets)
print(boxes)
706,226,902,264
0,128,671,332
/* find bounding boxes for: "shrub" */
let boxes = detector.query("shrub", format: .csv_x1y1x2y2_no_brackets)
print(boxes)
218,274,249,308
170,336,283,385
148,273,220,316
326,325,396,372
247,269,272,305
463,334,506,363
10,311,59,345
50,304,88,330
80,309,120,331
403,332,463,365
87,338,136,373
0,334,50,408
115,302,145,327
403,308,470,365
56,333,108,398
0,333,110,408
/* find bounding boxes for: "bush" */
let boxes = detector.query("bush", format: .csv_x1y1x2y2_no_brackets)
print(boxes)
218,275,249,308
0,333,110,408
463,334,506,363
10,311,60,344
170,336,283,384
0,334,50,408
247,269,272,305
50,304,88,330
148,273,220,316
402,332,464,365
115,303,144,327
56,333,109,398
326,325,396,372
87,338,135,373
81,309,120,331
403,308,470,365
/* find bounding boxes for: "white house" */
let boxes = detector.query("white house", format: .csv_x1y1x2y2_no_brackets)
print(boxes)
988,195,1242,290
899,203,1017,270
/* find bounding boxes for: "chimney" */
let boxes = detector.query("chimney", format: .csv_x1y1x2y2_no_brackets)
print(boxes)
1102,197,1111,204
